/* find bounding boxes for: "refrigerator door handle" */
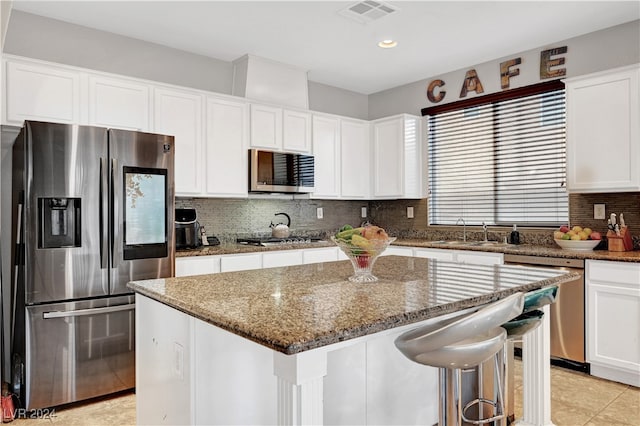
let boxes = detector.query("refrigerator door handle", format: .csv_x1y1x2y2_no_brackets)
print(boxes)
42,303,134,319
100,158,108,269
110,158,117,268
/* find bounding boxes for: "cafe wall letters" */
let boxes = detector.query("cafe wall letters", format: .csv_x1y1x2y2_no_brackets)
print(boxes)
426,46,567,103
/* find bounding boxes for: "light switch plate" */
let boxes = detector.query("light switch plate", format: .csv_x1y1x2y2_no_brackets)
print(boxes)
361,207,367,218
594,204,606,220
317,207,323,219
407,206,414,219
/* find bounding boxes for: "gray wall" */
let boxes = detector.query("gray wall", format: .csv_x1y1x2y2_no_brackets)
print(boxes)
368,19,640,119
3,10,370,120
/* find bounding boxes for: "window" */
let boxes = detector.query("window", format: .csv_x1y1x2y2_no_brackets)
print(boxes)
424,81,568,227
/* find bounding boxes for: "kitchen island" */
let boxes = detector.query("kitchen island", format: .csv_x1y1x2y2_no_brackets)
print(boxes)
128,256,578,425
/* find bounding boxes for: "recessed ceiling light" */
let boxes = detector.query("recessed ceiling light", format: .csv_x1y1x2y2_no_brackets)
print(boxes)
378,39,397,48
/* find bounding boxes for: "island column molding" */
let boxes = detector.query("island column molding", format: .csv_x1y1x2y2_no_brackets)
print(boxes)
273,349,328,425
518,304,555,426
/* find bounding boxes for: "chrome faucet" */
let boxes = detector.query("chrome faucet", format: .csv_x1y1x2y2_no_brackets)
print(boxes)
456,217,466,241
482,221,488,241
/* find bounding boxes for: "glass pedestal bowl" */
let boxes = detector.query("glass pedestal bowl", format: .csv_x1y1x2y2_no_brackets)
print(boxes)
331,236,397,283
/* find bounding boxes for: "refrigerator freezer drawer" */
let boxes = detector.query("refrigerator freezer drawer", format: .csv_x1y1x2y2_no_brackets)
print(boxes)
24,296,135,410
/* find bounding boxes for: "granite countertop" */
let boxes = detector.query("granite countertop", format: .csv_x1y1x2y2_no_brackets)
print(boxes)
177,239,640,262
175,241,336,257
129,256,578,355
392,239,640,262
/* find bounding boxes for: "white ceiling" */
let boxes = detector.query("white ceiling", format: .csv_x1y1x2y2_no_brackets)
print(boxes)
10,1,640,94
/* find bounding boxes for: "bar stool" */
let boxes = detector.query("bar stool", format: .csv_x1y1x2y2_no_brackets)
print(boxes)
395,292,525,426
501,286,558,424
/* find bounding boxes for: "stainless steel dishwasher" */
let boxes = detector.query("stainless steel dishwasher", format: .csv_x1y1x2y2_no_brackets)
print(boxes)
504,254,587,369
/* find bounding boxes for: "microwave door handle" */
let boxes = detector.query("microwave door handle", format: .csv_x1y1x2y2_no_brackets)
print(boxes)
43,303,134,319
99,158,108,269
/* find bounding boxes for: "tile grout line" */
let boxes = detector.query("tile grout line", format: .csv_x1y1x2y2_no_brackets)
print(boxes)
581,384,631,425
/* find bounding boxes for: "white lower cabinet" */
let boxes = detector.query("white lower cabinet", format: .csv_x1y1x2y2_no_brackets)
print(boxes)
262,250,303,268
302,247,338,264
220,253,263,273
175,255,220,277
412,247,503,265
586,260,640,386
381,246,414,257
413,248,456,262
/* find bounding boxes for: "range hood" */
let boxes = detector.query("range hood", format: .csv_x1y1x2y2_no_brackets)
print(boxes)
232,54,309,109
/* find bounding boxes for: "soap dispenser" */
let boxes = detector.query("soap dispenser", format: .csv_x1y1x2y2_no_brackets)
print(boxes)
509,224,520,245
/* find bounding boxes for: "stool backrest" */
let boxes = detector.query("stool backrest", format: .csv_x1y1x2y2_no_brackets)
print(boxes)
395,292,524,360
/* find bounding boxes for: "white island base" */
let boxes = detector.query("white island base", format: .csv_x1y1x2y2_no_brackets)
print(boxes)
135,294,554,426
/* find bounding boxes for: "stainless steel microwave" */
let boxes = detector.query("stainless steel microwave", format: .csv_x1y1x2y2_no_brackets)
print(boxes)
249,149,315,193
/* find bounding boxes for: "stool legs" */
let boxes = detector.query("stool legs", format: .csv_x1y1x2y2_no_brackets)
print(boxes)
439,368,463,426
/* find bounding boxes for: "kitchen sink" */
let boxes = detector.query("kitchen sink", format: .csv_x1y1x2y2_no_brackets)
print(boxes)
431,240,468,245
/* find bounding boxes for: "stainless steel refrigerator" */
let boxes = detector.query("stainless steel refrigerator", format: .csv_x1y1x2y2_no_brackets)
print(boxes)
11,121,175,409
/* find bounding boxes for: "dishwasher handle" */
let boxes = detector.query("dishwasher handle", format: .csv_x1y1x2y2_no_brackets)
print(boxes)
43,304,134,319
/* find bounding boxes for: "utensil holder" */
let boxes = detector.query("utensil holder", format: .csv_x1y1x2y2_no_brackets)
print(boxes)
607,226,633,252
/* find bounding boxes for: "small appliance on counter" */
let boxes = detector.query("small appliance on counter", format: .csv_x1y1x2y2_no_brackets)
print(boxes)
175,208,201,249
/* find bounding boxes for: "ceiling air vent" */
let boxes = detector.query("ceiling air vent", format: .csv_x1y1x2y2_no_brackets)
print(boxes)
339,1,398,24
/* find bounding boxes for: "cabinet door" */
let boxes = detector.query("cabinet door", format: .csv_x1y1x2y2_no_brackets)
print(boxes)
341,119,370,199
283,109,311,153
566,66,640,192
373,118,404,197
154,88,204,196
88,75,151,131
5,60,80,125
205,97,249,197
250,104,282,150
311,115,341,198
220,253,262,272
262,250,303,268
586,260,640,386
175,256,220,277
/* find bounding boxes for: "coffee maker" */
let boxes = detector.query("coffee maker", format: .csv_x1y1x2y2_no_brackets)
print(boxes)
175,208,201,249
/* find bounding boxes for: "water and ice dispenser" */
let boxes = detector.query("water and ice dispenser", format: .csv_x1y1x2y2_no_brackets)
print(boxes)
38,197,81,248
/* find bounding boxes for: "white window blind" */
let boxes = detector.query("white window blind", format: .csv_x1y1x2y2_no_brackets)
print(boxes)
426,84,568,227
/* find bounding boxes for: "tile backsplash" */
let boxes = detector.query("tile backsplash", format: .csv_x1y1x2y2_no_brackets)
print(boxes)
178,192,639,249
176,197,368,242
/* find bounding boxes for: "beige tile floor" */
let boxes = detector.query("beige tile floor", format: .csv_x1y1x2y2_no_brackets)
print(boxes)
10,362,640,425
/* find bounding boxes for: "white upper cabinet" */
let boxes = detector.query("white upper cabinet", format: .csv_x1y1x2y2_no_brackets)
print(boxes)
88,75,151,131
250,103,282,150
205,97,249,197
372,114,423,199
311,114,341,199
566,64,640,193
340,119,370,199
372,117,404,198
4,59,80,125
282,109,312,152
250,103,311,153
153,87,204,196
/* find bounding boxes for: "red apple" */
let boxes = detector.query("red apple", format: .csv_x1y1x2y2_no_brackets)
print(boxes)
589,231,602,240
559,225,570,233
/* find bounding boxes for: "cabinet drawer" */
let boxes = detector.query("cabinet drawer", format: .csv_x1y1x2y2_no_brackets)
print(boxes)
262,251,303,268
587,260,640,286
175,256,220,277
303,248,338,264
220,253,262,272
413,248,455,262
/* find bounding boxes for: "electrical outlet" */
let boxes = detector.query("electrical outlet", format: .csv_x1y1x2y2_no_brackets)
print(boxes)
594,204,606,220
317,207,323,219
361,207,367,218
407,206,414,219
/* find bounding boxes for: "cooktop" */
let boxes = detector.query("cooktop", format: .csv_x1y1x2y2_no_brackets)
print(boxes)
236,236,323,246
